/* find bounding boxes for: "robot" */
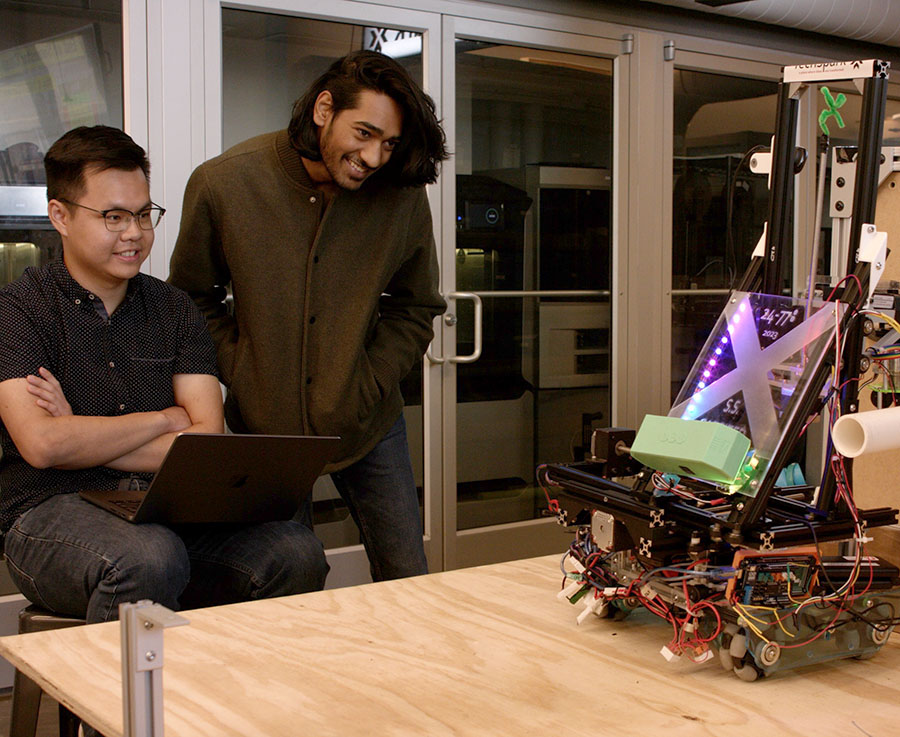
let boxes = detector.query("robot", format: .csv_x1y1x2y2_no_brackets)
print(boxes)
544,60,900,680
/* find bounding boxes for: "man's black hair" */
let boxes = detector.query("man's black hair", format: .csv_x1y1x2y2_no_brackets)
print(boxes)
45,125,150,202
288,50,448,187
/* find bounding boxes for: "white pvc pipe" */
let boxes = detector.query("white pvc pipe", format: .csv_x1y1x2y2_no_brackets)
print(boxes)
832,406,900,457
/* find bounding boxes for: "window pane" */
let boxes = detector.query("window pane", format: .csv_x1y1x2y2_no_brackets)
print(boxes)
0,0,123,287
671,70,778,401
455,41,613,530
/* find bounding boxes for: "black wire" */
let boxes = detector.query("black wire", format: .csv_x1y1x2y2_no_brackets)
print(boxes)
827,601,898,631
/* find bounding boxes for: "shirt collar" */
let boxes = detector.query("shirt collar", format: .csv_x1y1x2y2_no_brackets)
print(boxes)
48,258,142,310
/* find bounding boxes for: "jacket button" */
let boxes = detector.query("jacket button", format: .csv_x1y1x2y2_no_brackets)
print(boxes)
306,377,312,385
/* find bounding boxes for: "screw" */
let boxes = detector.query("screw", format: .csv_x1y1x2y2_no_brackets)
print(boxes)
143,621,153,630
868,225,876,233
850,404,857,412
836,201,844,211
836,177,845,187
877,261,883,269
145,651,156,662
737,502,746,509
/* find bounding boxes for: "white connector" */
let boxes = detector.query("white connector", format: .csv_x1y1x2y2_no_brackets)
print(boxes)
557,579,584,601
660,645,678,662
576,595,608,625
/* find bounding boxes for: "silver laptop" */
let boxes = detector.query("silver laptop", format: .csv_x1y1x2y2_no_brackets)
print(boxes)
79,433,340,524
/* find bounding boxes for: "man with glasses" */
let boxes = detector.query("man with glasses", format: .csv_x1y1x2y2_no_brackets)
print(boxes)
0,126,328,627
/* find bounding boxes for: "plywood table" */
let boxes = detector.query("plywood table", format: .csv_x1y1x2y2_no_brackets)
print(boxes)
1,554,899,736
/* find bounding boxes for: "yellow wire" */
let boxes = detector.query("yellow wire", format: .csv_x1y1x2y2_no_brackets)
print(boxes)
862,310,900,337
737,604,796,639
735,605,768,640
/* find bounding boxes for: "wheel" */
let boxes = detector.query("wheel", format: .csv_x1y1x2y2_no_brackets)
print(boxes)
733,660,762,682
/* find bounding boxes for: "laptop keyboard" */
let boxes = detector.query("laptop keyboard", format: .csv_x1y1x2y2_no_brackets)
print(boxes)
109,498,142,514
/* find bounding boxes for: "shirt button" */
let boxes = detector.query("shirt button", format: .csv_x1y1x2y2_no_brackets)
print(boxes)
109,361,115,368
119,404,126,410
74,298,81,305
310,196,317,203
88,294,95,300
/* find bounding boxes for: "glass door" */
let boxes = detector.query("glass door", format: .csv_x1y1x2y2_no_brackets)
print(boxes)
440,18,625,568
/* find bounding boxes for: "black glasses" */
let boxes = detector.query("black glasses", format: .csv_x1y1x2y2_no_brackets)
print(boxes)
59,199,166,232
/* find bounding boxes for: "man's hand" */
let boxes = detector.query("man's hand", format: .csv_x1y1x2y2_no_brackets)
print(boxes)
26,367,72,417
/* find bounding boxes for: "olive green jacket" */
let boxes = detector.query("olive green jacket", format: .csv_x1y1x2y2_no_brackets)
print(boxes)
169,130,445,470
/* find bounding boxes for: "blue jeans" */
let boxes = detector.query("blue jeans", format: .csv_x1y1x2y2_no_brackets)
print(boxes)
329,414,427,580
3,493,328,623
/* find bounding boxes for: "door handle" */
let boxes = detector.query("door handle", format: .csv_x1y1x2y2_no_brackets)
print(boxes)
426,291,483,364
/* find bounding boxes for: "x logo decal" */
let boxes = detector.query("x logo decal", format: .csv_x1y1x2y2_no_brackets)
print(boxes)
819,86,847,136
671,293,843,453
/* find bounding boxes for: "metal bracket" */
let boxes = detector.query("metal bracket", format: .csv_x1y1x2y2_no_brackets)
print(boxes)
621,33,634,55
121,601,189,737
750,223,767,260
759,532,775,551
649,509,664,528
857,224,888,300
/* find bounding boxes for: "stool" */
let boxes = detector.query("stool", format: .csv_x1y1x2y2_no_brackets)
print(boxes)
9,605,85,737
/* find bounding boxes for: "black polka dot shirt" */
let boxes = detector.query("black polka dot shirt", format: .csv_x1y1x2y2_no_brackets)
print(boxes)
0,260,218,531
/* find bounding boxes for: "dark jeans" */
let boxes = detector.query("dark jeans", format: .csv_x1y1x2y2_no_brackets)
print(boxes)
4,492,328,623
330,414,427,580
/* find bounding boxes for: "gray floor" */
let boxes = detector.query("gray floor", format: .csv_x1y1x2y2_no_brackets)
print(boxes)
0,687,67,737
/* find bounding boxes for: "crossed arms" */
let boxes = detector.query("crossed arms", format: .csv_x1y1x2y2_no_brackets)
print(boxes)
0,368,223,472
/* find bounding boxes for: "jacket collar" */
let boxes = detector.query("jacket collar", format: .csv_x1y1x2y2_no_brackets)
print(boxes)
274,129,318,191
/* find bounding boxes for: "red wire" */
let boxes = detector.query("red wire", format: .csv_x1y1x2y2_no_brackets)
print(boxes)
825,273,864,303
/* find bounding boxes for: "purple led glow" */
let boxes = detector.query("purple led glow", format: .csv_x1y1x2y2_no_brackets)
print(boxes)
709,359,717,367
703,370,711,378
715,348,722,355
698,381,706,389
721,336,728,345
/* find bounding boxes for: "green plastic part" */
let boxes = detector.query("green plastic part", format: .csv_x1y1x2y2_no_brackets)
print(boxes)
630,415,751,484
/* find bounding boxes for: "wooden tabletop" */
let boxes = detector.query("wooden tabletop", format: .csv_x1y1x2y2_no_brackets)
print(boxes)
1,554,899,736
